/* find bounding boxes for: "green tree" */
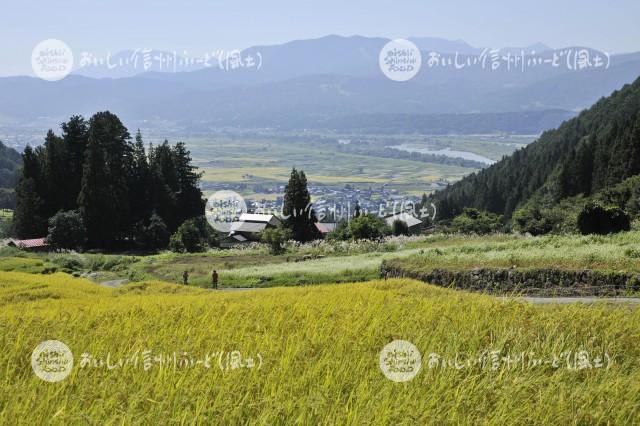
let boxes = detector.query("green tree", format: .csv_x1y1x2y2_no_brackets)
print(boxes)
14,146,47,237
46,210,86,250
134,212,170,249
326,220,351,241
77,112,132,248
261,227,292,254
42,129,68,217
172,142,205,226
391,219,409,236
577,201,630,235
129,130,152,228
169,217,217,253
512,206,555,236
149,141,179,231
349,214,390,240
450,208,504,234
14,178,44,237
283,168,320,242
78,131,119,247
14,112,204,248
60,116,88,210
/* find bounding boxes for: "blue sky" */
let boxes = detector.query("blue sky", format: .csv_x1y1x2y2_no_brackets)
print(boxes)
3,0,639,76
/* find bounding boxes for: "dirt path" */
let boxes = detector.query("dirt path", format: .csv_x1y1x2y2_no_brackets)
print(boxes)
504,296,640,305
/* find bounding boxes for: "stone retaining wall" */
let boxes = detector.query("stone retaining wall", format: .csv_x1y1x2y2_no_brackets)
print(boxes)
380,262,640,296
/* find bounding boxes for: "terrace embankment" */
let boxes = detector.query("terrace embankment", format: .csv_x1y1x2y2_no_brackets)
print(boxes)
380,261,640,296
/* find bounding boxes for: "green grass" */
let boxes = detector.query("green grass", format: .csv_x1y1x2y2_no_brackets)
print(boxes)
6,231,640,289
0,272,638,423
0,256,56,274
386,232,640,274
0,209,13,220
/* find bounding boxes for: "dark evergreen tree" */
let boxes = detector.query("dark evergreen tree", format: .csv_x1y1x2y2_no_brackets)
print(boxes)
172,142,205,225
15,112,205,248
129,130,152,230
14,146,47,237
42,129,67,217
60,116,88,209
283,168,320,242
14,178,44,237
77,130,119,248
149,141,179,230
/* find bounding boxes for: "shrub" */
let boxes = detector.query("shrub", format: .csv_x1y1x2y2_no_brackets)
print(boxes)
326,221,351,241
50,255,83,271
577,202,630,235
261,228,292,255
450,208,504,234
391,219,409,236
349,214,390,240
135,213,170,249
46,210,86,250
169,216,218,253
168,233,186,253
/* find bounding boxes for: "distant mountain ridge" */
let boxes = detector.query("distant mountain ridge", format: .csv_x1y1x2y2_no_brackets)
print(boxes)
72,36,554,79
1,35,639,132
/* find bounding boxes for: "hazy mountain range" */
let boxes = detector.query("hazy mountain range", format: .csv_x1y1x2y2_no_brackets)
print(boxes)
1,35,639,134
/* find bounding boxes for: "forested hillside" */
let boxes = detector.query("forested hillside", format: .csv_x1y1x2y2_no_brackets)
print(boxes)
431,76,640,222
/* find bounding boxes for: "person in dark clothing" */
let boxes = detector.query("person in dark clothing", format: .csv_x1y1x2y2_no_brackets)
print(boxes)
182,270,189,285
211,269,219,289
211,269,218,289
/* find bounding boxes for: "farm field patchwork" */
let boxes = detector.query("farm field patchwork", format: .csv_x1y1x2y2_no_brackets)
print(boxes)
184,134,533,197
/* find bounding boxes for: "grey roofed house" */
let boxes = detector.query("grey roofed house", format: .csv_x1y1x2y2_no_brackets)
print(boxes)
227,213,283,243
384,212,423,234
229,221,268,234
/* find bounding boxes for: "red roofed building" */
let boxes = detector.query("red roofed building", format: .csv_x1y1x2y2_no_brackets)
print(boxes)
314,222,337,237
7,237,49,251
